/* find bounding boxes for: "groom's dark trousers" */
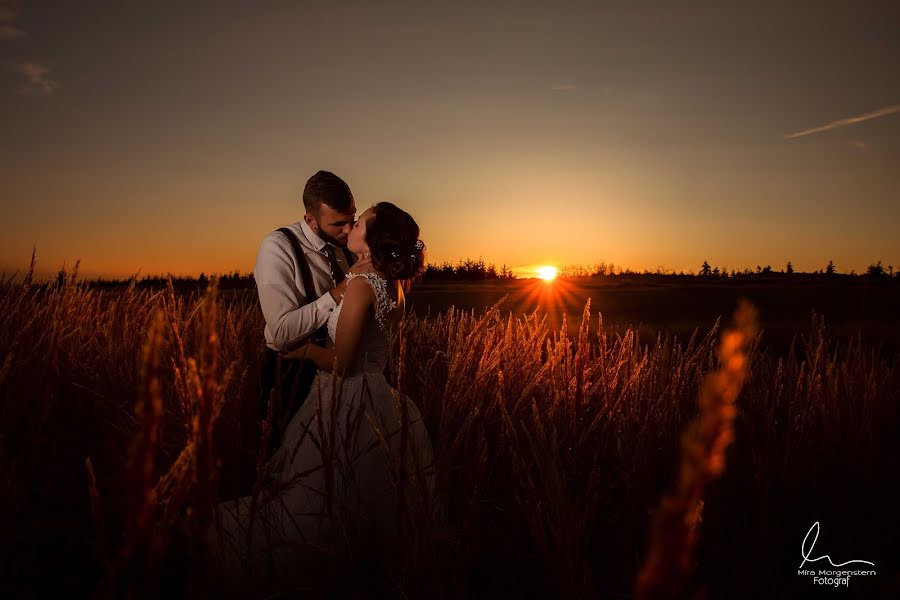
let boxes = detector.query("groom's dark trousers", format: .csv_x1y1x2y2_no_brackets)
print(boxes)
257,227,354,455
258,345,320,455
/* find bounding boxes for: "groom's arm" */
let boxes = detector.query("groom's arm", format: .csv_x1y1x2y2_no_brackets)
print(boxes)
253,233,338,352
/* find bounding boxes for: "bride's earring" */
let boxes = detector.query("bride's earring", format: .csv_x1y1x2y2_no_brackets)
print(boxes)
363,251,371,259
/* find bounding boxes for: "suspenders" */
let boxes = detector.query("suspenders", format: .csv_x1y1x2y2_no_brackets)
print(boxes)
277,227,317,303
276,227,355,345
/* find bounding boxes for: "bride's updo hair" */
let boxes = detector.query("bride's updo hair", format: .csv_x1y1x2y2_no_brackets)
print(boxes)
365,202,426,286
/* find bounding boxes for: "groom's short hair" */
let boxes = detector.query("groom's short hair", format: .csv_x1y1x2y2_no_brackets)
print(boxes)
303,171,354,214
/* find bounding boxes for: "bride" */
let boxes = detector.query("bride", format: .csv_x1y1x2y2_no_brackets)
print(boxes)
212,202,435,591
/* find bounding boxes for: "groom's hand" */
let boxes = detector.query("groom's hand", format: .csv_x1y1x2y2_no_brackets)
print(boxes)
329,280,348,303
285,342,311,361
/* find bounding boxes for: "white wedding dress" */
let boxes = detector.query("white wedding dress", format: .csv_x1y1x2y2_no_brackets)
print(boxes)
211,273,435,590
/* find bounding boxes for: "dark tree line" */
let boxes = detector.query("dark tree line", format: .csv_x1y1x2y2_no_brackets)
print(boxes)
52,270,257,292
19,258,898,291
693,259,895,279
422,258,516,281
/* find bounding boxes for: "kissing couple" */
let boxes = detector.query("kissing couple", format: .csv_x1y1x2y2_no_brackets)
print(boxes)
211,171,436,591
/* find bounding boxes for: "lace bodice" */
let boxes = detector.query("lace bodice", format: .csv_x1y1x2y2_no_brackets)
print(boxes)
326,272,398,374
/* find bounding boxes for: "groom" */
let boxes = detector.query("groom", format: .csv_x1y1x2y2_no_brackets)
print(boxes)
254,170,364,448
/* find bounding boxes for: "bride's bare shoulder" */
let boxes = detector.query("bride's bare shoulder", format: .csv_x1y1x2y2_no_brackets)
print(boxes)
343,275,377,305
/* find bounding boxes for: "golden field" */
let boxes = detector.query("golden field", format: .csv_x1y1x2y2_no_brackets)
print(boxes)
0,269,897,598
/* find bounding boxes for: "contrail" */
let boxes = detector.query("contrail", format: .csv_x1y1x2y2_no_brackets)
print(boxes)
784,103,900,139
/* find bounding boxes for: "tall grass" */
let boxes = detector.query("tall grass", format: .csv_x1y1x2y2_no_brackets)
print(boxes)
0,266,896,598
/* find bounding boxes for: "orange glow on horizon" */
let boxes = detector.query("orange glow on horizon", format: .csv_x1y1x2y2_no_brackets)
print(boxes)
537,266,558,281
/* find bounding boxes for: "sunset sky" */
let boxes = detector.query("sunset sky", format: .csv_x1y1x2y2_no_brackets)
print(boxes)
1,1,899,278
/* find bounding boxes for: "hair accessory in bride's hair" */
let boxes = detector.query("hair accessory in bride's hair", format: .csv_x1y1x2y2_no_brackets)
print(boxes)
409,239,424,260
390,250,400,260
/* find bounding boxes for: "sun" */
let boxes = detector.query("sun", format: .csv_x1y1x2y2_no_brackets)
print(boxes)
537,266,558,281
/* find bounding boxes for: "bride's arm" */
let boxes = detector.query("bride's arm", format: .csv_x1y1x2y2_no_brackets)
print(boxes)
288,277,375,374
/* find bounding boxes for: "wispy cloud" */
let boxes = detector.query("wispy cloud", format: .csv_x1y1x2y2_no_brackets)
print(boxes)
16,60,59,95
551,84,578,92
850,139,869,152
0,1,25,41
2,2,58,96
785,104,900,139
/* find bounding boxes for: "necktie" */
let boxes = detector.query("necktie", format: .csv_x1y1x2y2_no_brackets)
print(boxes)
324,245,345,285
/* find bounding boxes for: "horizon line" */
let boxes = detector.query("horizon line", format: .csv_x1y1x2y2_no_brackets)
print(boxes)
2,259,894,282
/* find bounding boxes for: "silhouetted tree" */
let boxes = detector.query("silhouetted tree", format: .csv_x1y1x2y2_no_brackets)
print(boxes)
825,260,836,275
700,261,712,277
592,261,613,277
786,262,794,275
866,261,886,278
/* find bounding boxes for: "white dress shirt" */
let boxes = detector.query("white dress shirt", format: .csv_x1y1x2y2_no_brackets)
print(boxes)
253,220,352,352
